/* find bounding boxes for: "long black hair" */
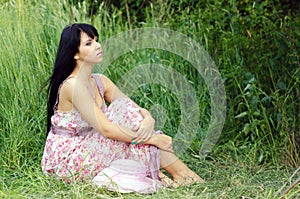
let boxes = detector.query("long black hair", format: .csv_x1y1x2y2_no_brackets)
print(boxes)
47,23,99,134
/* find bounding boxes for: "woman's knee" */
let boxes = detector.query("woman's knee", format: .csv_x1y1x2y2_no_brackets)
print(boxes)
105,98,143,129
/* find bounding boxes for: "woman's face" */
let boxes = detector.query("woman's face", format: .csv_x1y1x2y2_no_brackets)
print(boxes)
74,32,102,64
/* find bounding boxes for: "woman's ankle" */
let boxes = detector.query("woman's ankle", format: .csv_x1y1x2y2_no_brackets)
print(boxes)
173,171,205,184
162,159,204,184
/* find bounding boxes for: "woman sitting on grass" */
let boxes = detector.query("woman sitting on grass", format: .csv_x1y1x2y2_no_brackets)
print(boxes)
41,23,204,193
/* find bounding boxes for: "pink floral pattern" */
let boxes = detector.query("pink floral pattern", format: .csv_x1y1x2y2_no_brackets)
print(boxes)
41,75,161,187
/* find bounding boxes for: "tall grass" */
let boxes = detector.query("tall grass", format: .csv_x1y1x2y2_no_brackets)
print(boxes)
0,0,48,171
0,0,299,198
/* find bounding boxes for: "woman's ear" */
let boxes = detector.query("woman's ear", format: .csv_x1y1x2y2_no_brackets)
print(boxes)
74,55,79,60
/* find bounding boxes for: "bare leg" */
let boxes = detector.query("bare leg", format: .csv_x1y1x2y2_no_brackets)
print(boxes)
158,171,174,187
107,100,203,186
160,150,204,186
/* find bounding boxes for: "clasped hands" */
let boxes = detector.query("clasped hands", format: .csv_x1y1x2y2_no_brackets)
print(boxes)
132,113,154,144
132,108,174,153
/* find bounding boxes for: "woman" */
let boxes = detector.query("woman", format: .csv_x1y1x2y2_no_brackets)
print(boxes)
41,23,204,193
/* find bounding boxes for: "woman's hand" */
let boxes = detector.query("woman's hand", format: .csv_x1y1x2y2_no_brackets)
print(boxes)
134,109,155,143
149,134,174,153
135,116,155,143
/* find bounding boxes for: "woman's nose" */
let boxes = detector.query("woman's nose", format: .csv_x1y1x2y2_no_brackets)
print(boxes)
95,41,101,49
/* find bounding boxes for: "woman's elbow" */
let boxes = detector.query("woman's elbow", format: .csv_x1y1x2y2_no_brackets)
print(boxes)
93,119,112,138
100,126,111,138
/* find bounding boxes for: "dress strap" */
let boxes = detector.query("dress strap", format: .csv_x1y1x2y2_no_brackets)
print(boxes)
53,75,105,112
53,76,75,111
92,74,105,100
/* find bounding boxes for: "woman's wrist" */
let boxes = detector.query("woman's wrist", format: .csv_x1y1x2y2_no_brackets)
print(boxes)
139,108,152,118
145,134,158,145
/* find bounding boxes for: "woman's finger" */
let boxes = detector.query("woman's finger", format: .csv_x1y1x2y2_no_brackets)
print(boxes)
135,128,151,143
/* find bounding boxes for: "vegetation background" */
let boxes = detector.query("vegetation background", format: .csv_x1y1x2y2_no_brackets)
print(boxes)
0,0,299,198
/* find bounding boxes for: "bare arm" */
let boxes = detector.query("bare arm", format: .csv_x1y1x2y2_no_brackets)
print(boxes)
99,74,129,104
99,74,152,114
61,76,173,152
61,78,140,143
99,74,155,141
99,74,154,120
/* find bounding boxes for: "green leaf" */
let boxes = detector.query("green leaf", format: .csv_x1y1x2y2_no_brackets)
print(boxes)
235,111,248,118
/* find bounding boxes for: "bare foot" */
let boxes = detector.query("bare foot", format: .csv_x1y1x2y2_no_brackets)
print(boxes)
174,176,204,186
161,159,205,187
173,171,205,186
159,171,174,187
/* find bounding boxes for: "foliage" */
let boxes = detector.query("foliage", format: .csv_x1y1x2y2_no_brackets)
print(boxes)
0,0,299,198
142,0,300,166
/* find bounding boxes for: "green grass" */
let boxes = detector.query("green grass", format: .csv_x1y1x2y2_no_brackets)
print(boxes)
1,157,299,199
0,0,299,198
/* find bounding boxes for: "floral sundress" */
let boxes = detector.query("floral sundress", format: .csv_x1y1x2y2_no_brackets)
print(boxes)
41,74,162,193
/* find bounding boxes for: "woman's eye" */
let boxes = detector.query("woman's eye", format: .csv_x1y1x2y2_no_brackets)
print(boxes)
85,42,91,46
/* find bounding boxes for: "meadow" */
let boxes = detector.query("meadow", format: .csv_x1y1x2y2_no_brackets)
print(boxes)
0,0,299,198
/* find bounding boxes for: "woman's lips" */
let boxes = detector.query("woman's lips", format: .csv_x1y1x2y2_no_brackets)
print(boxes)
97,51,103,57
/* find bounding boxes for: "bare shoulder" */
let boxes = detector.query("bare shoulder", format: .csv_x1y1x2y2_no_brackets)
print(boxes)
59,77,78,98
96,73,110,83
57,77,78,111
94,73,114,88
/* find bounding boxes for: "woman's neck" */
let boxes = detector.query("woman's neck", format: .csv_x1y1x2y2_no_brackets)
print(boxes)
71,62,94,83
